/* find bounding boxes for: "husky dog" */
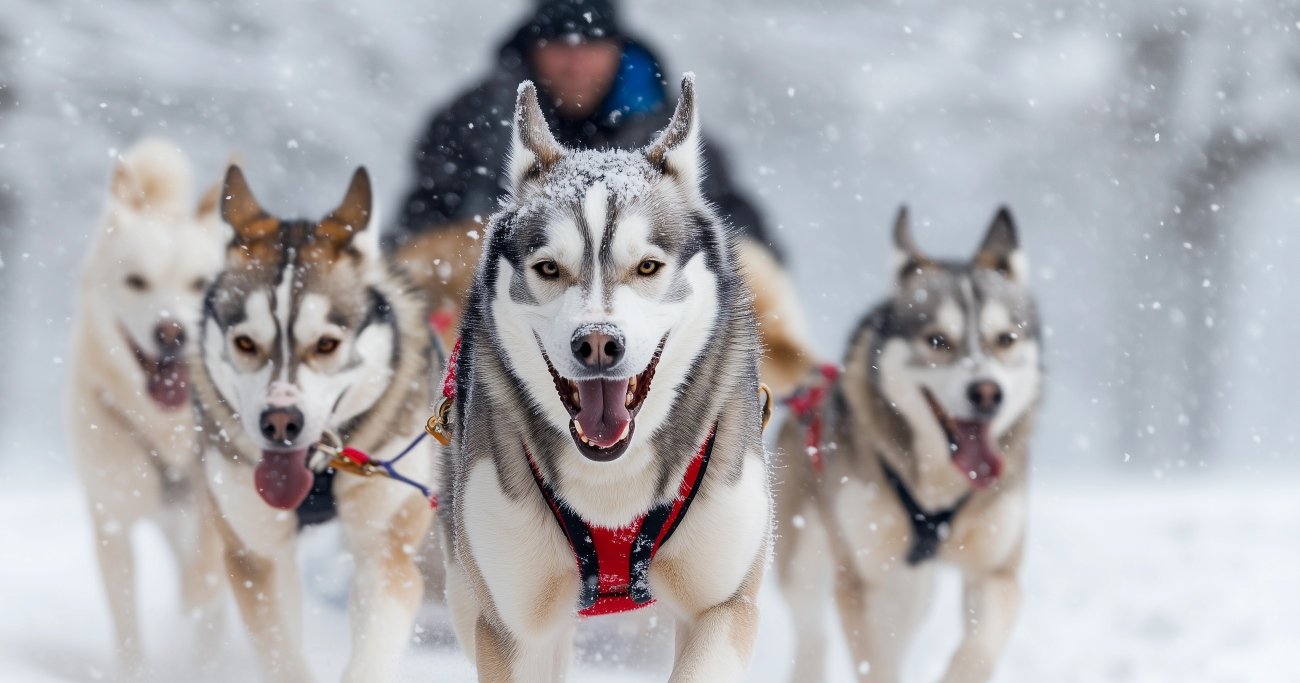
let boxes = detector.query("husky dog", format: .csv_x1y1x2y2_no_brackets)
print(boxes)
66,138,228,673
193,166,438,682
441,75,770,682
774,207,1042,683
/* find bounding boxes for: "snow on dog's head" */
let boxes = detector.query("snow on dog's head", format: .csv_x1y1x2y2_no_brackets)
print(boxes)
486,74,721,463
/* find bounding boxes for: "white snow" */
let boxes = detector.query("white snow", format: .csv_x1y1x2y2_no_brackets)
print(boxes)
1,463,1294,682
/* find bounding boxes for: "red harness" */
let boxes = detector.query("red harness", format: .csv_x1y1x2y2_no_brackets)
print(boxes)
783,364,840,474
525,429,714,616
441,337,713,617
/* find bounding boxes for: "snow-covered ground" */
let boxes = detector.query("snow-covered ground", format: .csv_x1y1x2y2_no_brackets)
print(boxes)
2,463,1295,682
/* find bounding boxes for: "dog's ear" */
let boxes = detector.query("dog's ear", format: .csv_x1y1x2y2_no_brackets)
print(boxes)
973,206,1026,281
319,167,379,258
221,165,277,242
110,161,140,211
320,167,372,241
890,205,932,283
507,81,565,196
644,73,702,195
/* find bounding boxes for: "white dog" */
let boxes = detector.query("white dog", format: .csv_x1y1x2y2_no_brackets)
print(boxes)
66,138,228,674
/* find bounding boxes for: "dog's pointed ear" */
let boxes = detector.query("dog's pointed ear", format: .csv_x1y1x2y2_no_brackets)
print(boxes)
319,167,377,255
644,73,702,194
221,165,277,242
973,206,1026,281
507,81,565,196
890,205,931,283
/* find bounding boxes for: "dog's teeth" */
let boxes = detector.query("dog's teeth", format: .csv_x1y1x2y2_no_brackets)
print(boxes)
626,390,634,407
572,420,585,438
571,390,581,407
618,422,631,441
629,376,637,391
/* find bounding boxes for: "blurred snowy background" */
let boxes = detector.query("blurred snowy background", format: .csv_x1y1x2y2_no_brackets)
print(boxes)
1,0,1297,681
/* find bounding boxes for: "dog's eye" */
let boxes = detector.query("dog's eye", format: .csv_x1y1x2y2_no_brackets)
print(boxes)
926,333,951,351
636,259,663,277
125,274,149,291
533,260,560,280
233,335,257,354
190,277,208,293
997,331,1019,349
316,337,340,355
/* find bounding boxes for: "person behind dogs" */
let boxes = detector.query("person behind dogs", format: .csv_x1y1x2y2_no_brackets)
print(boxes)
394,0,773,252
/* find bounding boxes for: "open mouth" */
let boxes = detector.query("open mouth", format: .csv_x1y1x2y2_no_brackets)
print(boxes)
542,337,666,462
921,387,1003,488
123,329,189,411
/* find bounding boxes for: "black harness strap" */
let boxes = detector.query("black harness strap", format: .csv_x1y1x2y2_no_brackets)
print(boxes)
296,467,339,529
526,455,602,610
627,433,715,604
880,457,970,565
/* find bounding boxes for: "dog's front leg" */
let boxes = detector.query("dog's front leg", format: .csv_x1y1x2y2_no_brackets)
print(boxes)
223,541,313,683
473,615,575,683
669,590,760,683
666,548,764,683
937,566,1020,683
89,507,144,675
337,486,433,683
173,494,227,663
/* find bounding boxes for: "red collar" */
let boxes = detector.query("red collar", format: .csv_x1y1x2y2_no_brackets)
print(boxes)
525,427,715,617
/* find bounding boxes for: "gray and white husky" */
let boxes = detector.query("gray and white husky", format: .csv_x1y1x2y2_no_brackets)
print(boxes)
774,207,1043,683
441,75,771,682
192,165,439,682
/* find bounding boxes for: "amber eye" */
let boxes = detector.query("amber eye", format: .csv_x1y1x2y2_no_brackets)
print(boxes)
997,331,1019,349
234,335,257,354
316,337,340,355
926,332,951,351
533,260,560,279
637,259,663,276
125,274,149,291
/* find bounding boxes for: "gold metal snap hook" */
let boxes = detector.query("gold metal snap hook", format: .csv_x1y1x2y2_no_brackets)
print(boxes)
426,397,453,447
758,383,774,433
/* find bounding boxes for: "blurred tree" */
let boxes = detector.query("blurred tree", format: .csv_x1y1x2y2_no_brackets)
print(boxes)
1119,6,1300,465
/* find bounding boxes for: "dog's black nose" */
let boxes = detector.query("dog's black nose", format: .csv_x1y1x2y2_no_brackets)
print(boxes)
571,326,625,371
155,320,186,354
259,407,304,444
967,380,1003,416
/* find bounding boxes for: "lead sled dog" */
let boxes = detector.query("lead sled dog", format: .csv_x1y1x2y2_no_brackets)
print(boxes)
440,75,772,682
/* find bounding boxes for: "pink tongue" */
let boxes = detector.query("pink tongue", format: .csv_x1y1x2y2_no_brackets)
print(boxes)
574,378,632,449
254,450,313,510
146,358,189,410
950,420,1003,489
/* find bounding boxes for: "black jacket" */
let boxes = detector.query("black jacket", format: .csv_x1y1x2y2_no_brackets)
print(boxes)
394,26,778,257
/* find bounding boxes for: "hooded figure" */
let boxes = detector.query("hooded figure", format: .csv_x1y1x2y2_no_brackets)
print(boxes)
394,0,777,256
